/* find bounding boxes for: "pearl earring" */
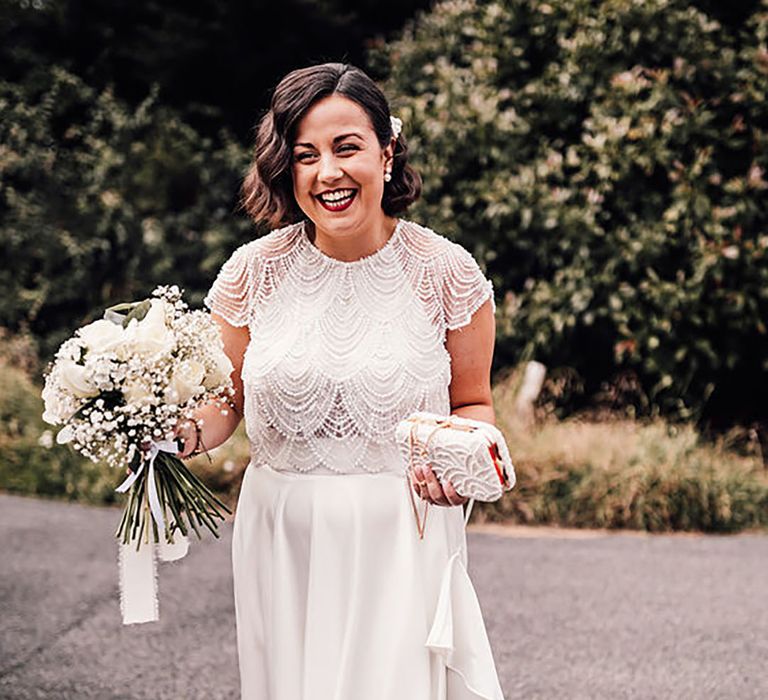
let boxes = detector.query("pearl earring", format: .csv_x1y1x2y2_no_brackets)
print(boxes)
384,171,392,182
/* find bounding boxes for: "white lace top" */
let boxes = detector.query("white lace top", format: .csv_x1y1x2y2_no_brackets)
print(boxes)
203,217,495,475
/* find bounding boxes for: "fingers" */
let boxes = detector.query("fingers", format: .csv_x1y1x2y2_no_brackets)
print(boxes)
411,462,468,507
421,462,448,505
442,477,469,506
410,466,432,503
424,465,468,506
173,419,197,459
172,419,193,441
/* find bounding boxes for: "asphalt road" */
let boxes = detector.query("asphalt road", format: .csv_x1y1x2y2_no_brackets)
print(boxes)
1,493,766,699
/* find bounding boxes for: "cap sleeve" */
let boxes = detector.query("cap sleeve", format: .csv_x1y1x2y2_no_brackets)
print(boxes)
203,242,260,327
441,241,496,331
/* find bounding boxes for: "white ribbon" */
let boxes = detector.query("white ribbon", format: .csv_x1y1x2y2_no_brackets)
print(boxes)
116,438,190,625
464,498,475,527
115,438,179,539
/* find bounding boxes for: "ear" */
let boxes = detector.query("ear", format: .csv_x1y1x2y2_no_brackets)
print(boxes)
383,138,396,166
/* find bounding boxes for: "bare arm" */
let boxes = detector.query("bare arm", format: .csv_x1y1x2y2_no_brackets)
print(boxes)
446,298,496,426
175,312,250,457
415,297,496,506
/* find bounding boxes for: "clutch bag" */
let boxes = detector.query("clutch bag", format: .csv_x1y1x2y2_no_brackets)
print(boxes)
395,411,516,539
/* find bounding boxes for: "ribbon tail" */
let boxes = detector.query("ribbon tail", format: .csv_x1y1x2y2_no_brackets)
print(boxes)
115,439,186,624
148,438,182,543
146,454,166,540
148,442,189,559
115,460,144,494
158,532,189,562
464,498,475,527
118,537,159,625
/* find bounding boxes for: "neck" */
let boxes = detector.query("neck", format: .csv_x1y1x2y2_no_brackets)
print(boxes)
306,215,398,262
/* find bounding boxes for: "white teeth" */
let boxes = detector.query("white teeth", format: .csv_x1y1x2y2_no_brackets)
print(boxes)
319,189,355,203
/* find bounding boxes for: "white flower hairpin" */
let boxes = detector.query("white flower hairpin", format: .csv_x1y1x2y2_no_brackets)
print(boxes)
390,115,403,139
385,115,403,183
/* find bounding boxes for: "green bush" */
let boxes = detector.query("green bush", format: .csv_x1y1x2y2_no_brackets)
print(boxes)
0,362,120,503
0,66,252,364
372,0,768,424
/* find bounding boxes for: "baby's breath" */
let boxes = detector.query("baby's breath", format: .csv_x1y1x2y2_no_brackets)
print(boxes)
41,288,236,473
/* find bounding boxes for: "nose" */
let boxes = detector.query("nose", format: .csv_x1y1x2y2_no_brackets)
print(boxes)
318,152,343,183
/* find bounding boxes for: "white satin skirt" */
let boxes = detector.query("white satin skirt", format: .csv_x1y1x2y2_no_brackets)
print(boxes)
231,461,506,700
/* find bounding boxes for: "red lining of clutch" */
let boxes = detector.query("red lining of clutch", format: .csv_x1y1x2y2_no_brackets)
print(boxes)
484,440,508,487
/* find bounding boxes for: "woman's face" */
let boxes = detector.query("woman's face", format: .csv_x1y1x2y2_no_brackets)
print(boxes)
291,94,394,234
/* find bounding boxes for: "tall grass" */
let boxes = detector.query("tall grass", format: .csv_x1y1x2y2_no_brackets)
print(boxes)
481,368,768,533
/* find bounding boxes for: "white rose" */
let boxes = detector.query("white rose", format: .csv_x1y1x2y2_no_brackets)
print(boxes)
41,380,78,424
122,299,175,356
78,319,125,354
58,360,99,399
203,350,234,389
165,359,206,405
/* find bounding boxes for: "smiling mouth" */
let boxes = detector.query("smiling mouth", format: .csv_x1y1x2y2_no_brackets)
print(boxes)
316,188,357,210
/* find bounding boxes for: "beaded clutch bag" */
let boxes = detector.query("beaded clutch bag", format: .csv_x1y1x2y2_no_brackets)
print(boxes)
395,411,516,539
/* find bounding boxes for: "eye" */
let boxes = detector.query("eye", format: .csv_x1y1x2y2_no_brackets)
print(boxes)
293,144,359,162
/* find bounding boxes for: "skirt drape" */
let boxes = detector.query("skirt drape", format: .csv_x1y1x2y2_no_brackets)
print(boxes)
232,461,505,700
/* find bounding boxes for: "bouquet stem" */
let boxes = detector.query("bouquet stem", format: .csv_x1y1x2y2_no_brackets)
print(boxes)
114,452,232,550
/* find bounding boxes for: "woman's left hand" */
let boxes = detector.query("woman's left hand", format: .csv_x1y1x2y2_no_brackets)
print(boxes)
412,462,468,506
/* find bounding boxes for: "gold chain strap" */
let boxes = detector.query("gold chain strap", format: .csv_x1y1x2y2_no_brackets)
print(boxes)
405,417,471,539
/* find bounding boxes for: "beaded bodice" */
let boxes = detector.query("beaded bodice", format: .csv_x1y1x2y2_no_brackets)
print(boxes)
203,218,495,475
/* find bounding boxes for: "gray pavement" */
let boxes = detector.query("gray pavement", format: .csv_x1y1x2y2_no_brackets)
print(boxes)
1,493,766,699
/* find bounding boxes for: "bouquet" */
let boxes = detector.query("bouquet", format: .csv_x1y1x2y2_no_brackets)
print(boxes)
41,284,236,624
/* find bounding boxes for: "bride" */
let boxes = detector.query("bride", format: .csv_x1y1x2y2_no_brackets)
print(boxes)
175,61,505,700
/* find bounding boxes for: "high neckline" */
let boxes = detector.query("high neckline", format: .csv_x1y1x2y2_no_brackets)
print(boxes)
301,218,404,266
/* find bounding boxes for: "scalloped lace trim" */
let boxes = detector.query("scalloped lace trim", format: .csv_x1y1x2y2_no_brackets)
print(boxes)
204,219,495,474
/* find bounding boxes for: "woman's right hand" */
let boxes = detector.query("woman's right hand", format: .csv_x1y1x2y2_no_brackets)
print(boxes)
172,418,200,459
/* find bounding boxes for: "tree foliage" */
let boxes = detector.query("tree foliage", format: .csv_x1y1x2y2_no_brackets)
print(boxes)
0,0,437,363
0,0,433,140
372,0,768,427
0,66,252,361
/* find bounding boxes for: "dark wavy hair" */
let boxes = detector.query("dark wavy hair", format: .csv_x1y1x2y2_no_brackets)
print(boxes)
240,62,422,229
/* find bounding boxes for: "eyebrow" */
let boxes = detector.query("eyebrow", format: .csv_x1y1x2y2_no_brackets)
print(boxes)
293,132,364,148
